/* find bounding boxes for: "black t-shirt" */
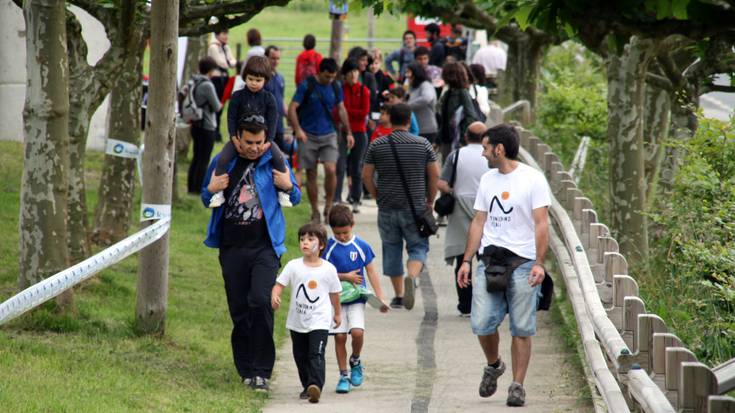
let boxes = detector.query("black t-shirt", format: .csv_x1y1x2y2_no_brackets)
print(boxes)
220,157,270,248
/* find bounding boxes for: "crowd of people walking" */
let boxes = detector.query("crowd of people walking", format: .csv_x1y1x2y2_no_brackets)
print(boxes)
184,25,552,408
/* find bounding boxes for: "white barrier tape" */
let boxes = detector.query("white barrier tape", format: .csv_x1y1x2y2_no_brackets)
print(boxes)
136,144,145,187
0,217,171,326
105,138,140,159
140,203,171,222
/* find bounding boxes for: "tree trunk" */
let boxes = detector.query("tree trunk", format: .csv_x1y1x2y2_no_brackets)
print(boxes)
135,0,178,335
329,16,344,62
501,31,548,120
606,37,654,265
643,84,670,208
19,0,73,310
92,48,144,244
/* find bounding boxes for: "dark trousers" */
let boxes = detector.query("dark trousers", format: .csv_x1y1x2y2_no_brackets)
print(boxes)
454,255,473,314
219,245,280,379
291,329,329,390
335,131,368,203
187,125,216,194
211,74,229,142
214,141,288,176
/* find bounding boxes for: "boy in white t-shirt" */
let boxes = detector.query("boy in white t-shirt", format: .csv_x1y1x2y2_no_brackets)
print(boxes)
272,223,342,404
325,205,390,394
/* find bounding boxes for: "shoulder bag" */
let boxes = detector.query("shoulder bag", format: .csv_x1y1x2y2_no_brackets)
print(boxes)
434,148,460,216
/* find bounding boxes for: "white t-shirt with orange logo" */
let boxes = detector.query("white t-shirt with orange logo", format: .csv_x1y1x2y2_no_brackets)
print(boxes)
474,163,551,259
276,258,342,333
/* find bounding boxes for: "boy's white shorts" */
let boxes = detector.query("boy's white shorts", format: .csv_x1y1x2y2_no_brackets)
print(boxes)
330,303,365,334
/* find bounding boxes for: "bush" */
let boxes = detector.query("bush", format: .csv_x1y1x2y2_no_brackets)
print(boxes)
647,117,735,364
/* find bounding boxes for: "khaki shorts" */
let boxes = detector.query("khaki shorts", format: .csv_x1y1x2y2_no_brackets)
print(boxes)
298,132,338,170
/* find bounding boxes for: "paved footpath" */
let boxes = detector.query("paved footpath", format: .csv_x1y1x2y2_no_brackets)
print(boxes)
263,200,591,413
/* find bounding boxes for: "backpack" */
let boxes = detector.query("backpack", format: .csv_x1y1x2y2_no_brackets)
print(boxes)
470,85,488,123
297,54,319,86
179,76,208,124
297,76,342,130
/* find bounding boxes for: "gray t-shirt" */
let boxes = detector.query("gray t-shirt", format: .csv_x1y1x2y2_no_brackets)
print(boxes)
408,80,438,134
364,130,437,212
191,74,223,131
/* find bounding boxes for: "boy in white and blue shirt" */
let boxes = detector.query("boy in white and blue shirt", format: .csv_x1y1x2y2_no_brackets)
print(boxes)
324,205,389,394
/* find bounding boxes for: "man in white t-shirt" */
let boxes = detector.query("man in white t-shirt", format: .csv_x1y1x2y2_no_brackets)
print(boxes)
457,124,550,407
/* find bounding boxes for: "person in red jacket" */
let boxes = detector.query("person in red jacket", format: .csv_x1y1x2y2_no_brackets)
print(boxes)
335,58,371,213
295,34,323,87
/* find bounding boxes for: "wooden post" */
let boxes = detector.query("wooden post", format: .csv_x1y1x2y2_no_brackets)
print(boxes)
135,0,178,335
329,14,345,62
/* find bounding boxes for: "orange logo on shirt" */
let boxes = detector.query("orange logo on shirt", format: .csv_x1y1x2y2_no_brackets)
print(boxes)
501,191,510,200
308,280,318,289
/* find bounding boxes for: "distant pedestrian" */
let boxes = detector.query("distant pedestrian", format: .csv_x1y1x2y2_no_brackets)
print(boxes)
437,121,490,316
263,45,289,152
414,46,444,90
385,30,417,82
363,103,439,310
370,105,393,142
295,34,323,87
424,23,446,67
348,46,380,129
244,28,265,63
207,28,237,142
444,25,468,62
271,223,342,404
386,88,420,136
325,205,389,394
405,61,438,147
436,62,482,161
368,49,394,104
457,124,551,407
468,64,491,117
471,39,507,88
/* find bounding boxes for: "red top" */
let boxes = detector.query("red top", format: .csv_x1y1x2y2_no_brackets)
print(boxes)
295,49,323,87
342,82,370,133
221,76,236,104
371,125,393,142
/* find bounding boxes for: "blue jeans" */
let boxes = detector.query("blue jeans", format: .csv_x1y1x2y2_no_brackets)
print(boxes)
377,209,430,276
471,260,540,337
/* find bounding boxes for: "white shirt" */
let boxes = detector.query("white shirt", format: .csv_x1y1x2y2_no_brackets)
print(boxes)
276,258,342,333
469,84,491,117
474,163,551,259
443,144,490,197
472,44,507,76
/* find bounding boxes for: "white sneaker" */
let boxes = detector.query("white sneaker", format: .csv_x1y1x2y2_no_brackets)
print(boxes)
208,191,225,208
278,191,293,207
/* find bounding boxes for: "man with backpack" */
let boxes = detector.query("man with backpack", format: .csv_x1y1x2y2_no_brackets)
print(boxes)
184,56,223,195
295,34,323,87
288,58,354,224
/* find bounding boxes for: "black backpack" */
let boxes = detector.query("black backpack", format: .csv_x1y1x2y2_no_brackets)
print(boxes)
297,76,342,131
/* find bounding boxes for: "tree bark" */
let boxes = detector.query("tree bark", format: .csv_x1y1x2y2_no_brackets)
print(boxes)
643,84,670,208
92,46,144,244
135,0,178,335
19,0,73,310
501,30,548,120
329,16,344,62
606,37,654,265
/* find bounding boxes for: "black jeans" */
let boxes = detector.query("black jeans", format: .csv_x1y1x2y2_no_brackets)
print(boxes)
454,255,473,314
291,329,329,390
335,131,368,203
219,245,280,379
214,140,288,176
187,125,216,194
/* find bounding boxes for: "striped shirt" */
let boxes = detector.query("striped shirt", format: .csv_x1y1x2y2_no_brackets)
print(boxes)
364,130,437,211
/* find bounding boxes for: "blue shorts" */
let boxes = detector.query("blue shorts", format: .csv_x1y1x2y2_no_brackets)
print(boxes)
471,260,541,337
377,209,429,276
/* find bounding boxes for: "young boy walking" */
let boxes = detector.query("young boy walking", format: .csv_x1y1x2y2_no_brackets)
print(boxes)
325,205,390,394
272,223,342,404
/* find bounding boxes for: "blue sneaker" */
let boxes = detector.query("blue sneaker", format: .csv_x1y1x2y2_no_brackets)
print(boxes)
350,362,364,387
336,375,351,393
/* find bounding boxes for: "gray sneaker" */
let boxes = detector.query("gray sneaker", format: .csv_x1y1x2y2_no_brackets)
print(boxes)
506,382,526,407
479,359,506,398
403,276,417,310
250,376,269,393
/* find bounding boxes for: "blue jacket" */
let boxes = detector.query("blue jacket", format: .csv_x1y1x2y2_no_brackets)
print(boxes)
201,149,301,256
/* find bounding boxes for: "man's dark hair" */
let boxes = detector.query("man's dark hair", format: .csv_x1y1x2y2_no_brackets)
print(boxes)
414,46,430,58
303,34,316,50
470,64,486,84
425,23,440,36
407,62,429,89
243,55,272,81
328,204,354,228
442,62,469,89
237,112,268,136
214,28,228,36
265,45,279,57
403,30,416,40
198,56,218,74
298,223,328,255
389,103,412,127
319,58,338,74
247,28,262,47
340,57,360,76
485,124,520,160
348,46,368,60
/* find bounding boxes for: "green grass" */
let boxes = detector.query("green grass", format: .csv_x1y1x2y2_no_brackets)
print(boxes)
0,140,310,412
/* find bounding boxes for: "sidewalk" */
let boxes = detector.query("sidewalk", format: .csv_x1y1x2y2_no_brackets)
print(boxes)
263,200,590,412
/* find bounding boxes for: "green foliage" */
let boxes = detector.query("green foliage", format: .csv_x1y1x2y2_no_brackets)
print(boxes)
647,117,735,364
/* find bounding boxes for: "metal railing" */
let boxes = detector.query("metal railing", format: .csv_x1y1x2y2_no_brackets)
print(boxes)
514,124,735,412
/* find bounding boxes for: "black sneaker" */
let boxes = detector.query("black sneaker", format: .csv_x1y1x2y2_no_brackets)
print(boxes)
299,389,309,400
403,276,417,310
506,382,526,406
479,359,506,398
250,376,269,393
390,297,403,308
